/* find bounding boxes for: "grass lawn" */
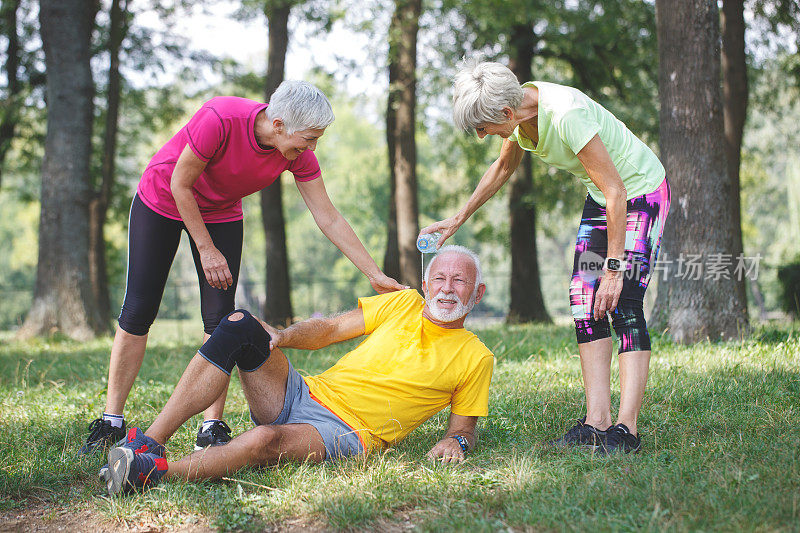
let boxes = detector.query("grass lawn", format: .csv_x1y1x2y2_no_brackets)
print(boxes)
1,321,798,531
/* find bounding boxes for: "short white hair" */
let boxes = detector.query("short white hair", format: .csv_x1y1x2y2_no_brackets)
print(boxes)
266,80,335,134
424,245,484,291
452,59,524,131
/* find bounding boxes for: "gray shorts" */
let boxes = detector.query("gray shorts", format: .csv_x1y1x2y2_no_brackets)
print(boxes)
250,360,363,461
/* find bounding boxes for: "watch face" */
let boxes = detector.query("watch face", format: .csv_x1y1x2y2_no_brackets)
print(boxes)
606,258,621,271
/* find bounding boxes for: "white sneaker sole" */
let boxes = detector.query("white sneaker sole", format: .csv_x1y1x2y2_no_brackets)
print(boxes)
104,447,134,496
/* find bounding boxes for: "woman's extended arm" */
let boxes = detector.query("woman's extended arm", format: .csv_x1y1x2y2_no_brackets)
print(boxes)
575,134,627,319
420,138,524,247
295,177,407,294
170,145,233,290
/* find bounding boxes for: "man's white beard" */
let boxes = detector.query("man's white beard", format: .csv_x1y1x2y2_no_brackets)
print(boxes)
425,289,476,323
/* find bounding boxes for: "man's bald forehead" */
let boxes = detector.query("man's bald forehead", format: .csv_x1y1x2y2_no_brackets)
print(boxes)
429,251,477,278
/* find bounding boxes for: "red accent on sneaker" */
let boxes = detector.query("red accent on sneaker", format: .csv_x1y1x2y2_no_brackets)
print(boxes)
134,444,149,455
154,457,168,471
138,472,147,483
127,428,137,442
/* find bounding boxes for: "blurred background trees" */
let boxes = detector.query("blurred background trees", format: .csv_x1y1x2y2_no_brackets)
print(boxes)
0,0,797,340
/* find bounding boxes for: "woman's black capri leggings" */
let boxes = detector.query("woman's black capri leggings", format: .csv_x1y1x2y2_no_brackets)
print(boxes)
118,194,243,336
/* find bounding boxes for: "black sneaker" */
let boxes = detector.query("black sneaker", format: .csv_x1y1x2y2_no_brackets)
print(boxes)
600,423,641,454
547,417,607,450
194,420,232,450
78,418,127,456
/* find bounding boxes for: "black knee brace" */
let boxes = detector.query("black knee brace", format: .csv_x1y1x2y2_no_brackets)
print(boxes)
197,309,271,375
610,306,650,353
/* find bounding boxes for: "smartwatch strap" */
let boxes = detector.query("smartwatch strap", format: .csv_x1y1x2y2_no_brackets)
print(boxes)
450,434,468,453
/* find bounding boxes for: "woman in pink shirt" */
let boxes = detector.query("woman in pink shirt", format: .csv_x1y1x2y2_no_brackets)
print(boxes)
80,81,405,455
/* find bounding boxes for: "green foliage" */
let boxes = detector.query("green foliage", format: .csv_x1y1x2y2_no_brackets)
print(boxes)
287,92,391,315
0,196,37,329
751,0,800,83
1,0,797,332
739,54,800,313
1,323,799,529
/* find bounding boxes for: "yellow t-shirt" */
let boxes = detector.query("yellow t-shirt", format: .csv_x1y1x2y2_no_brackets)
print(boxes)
303,289,495,452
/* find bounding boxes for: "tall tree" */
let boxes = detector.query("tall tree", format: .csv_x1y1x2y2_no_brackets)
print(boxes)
387,0,422,290
652,0,748,343
89,0,129,327
18,0,102,340
0,0,21,189
0,0,45,188
720,0,748,322
506,23,551,324
383,85,400,281
261,0,294,325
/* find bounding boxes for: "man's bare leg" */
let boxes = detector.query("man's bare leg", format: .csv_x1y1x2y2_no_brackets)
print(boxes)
200,332,230,421
163,424,326,481
145,353,231,444
156,329,321,481
145,312,291,445
105,330,229,421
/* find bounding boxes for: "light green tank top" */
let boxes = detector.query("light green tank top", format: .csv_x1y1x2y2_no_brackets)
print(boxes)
508,81,665,206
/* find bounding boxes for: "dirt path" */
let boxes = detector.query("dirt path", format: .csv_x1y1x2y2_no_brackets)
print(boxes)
0,503,213,533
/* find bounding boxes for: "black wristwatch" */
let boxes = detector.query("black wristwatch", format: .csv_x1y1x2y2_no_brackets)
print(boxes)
450,434,469,453
604,257,626,272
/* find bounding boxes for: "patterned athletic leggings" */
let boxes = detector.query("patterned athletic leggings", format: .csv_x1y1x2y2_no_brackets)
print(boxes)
570,178,670,352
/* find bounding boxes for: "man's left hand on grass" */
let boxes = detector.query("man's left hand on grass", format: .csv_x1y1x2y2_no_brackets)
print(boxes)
426,437,466,464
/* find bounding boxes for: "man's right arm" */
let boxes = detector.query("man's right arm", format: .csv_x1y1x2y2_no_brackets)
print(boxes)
257,308,366,351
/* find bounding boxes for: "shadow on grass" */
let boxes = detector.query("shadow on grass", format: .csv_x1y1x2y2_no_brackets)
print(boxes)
751,324,799,345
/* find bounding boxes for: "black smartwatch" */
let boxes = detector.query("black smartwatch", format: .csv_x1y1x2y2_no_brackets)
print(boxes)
604,257,626,272
450,434,469,453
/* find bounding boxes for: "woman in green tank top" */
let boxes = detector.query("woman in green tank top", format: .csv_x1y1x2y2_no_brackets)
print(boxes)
420,60,671,455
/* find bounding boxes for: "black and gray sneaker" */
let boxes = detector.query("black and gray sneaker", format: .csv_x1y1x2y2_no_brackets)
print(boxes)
547,417,607,450
194,420,232,450
78,418,126,456
600,423,641,454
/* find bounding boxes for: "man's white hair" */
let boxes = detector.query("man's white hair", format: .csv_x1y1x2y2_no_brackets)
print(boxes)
452,59,524,131
266,80,335,134
424,245,484,292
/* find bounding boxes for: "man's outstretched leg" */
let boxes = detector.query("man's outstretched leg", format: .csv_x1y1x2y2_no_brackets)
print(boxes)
104,422,326,494
99,350,234,495
165,423,325,481
102,310,335,495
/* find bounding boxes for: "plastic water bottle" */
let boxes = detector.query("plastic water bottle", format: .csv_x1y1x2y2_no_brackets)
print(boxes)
416,232,441,253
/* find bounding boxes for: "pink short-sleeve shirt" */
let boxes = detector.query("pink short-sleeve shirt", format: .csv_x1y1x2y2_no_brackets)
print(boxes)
136,96,321,223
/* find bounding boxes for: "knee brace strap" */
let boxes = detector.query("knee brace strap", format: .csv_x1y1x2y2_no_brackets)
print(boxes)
198,309,271,375
611,307,650,353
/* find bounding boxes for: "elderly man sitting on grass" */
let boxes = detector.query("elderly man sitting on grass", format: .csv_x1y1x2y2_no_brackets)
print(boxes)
101,245,495,495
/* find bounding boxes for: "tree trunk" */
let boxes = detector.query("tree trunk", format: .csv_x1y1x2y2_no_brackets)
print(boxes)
261,0,293,326
721,0,747,275
89,0,128,329
652,0,748,343
388,0,421,290
18,0,101,340
383,94,400,280
0,0,22,189
506,23,551,324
